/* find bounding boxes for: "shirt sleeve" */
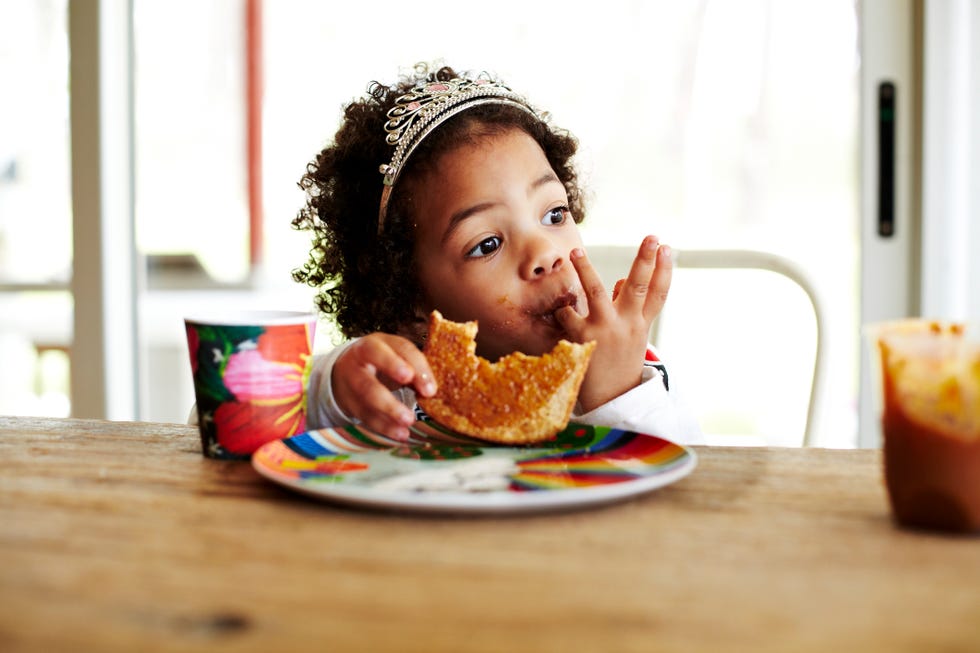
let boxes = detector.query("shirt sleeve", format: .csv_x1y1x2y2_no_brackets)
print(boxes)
305,342,358,429
572,346,704,445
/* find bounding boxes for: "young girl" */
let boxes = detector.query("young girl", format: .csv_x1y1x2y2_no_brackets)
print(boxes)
292,63,702,445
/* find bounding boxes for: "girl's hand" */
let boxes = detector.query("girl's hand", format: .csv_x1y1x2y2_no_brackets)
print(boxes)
331,333,436,440
555,235,672,411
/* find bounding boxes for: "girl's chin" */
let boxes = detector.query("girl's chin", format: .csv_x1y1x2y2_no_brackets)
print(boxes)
473,316,571,359
476,336,559,361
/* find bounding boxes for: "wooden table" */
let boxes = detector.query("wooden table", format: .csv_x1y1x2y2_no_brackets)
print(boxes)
2,417,978,652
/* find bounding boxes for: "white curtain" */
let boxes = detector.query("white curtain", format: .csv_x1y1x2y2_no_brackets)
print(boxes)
921,0,980,323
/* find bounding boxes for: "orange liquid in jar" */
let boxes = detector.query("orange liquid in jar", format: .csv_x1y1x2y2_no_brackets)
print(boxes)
878,321,980,533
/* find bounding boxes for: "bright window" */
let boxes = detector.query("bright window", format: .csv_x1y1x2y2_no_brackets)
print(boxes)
0,0,72,418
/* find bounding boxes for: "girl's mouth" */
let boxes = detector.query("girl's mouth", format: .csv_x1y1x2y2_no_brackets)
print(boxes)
531,291,581,327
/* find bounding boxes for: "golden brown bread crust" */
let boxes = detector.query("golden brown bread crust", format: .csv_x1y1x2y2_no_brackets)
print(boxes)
417,310,596,444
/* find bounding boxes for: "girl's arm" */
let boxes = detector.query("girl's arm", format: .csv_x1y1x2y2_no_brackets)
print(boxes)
306,343,357,429
573,345,703,445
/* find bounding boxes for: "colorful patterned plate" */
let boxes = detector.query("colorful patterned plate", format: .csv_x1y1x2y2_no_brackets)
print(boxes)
251,420,697,514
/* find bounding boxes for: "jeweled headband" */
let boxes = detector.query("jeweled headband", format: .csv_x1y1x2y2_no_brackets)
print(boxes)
377,76,540,234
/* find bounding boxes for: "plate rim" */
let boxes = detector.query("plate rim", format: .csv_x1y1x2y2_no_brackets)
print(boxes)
251,424,698,515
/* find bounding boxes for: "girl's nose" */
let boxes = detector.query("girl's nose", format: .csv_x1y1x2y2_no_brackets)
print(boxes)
520,235,565,280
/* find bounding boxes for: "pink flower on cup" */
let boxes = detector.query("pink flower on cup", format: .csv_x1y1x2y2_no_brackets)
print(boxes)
214,323,313,454
223,349,303,401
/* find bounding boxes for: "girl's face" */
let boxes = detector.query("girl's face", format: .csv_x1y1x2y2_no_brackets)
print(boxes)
412,127,587,360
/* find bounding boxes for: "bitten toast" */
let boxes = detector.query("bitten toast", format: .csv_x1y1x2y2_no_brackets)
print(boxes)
417,310,596,444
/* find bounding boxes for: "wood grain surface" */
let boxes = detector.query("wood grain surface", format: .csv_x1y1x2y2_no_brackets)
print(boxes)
1,416,978,652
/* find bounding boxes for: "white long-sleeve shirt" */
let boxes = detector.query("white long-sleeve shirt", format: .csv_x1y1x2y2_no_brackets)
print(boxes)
307,340,704,445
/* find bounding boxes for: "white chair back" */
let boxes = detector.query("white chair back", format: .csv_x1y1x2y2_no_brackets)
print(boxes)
587,246,825,447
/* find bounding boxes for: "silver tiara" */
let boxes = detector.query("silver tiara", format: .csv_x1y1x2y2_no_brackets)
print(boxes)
376,76,540,234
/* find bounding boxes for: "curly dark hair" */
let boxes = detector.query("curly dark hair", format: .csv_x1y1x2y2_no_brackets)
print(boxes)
291,63,586,343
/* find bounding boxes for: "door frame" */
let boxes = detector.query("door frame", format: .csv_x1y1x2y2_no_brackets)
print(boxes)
857,0,921,447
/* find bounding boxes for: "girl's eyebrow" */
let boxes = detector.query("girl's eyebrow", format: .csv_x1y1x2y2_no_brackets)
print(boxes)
530,171,562,192
442,201,497,245
442,172,562,245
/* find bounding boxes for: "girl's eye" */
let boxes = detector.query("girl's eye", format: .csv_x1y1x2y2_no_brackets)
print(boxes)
542,206,569,225
465,236,502,258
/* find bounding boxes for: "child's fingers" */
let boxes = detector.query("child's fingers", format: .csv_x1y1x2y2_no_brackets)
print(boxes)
569,247,612,320
351,382,415,441
642,244,672,321
612,278,626,301
335,359,415,441
614,236,660,315
336,335,431,440
387,338,437,397
349,335,432,394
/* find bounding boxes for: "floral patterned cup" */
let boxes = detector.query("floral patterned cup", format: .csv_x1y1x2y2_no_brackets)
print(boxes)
185,311,316,459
